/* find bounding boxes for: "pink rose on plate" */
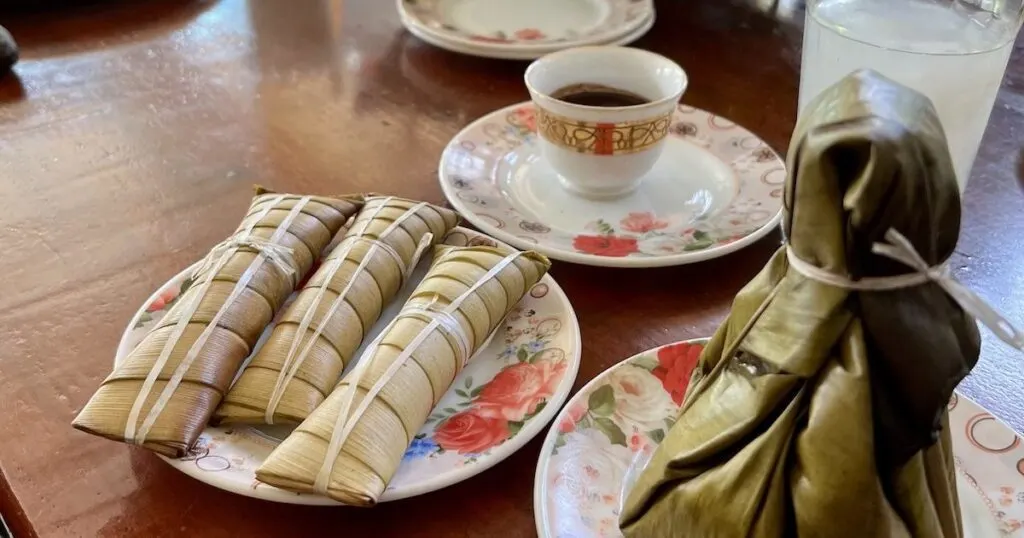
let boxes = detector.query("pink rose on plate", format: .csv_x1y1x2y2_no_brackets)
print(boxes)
557,401,587,433
146,289,178,313
513,28,546,40
512,106,536,132
620,212,669,233
628,428,646,452
537,357,567,395
476,359,567,422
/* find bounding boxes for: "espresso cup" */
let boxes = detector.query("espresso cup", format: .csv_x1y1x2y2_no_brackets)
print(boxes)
525,47,688,198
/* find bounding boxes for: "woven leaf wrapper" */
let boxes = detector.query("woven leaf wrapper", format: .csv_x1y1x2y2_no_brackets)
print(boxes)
255,244,550,506
72,189,363,457
620,70,979,537
215,196,459,425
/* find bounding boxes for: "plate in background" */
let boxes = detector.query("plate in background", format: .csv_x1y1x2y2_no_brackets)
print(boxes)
399,0,653,59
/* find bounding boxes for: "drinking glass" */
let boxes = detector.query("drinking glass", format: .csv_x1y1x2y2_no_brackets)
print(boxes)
799,0,1024,191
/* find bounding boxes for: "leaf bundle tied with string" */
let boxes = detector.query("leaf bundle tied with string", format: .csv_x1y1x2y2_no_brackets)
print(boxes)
215,196,459,426
72,189,363,457
255,244,550,506
620,70,1023,537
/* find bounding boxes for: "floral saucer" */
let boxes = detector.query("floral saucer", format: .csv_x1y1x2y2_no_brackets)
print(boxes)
400,11,655,61
534,339,1021,537
439,103,785,268
116,227,581,505
399,0,653,58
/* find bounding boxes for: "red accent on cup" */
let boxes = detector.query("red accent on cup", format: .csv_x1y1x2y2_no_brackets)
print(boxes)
594,123,615,155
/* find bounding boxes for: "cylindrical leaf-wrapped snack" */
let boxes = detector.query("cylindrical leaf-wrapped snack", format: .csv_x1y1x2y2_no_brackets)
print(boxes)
72,189,363,457
215,196,459,425
255,244,550,505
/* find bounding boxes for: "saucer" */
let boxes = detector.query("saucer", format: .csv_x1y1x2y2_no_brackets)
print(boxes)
439,102,785,268
399,0,653,59
534,339,1015,538
401,12,655,61
116,227,582,505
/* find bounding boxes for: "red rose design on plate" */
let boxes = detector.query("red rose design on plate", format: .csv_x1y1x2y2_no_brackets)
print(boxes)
652,342,703,405
513,28,545,40
620,212,669,233
434,411,510,454
573,235,638,257
146,289,178,312
476,359,566,421
537,358,567,396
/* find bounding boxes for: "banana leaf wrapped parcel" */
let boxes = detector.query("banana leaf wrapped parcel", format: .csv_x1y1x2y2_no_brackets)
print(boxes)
256,244,550,506
215,196,459,426
73,189,363,457
619,70,1024,537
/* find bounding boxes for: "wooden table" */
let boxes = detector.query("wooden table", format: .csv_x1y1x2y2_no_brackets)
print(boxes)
0,0,1021,536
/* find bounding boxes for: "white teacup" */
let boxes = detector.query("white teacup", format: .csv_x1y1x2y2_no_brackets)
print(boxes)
525,47,688,199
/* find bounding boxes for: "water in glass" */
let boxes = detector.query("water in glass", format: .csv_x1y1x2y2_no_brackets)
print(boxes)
800,0,1021,190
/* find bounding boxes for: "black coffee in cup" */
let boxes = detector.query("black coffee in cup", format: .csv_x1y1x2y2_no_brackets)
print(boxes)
551,83,650,107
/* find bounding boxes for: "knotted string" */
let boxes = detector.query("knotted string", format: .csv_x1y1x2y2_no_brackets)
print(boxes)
403,299,473,367
312,251,522,494
786,228,1023,350
125,195,310,444
263,200,433,423
197,237,297,287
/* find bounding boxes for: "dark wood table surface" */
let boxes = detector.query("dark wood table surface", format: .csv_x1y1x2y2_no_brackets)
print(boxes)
0,0,1022,536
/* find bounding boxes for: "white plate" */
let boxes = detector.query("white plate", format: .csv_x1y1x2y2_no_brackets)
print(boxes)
399,0,653,57
116,227,581,505
401,11,655,60
534,339,1018,538
440,102,785,268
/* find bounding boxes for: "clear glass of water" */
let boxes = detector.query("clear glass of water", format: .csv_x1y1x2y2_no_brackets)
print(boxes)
799,0,1024,191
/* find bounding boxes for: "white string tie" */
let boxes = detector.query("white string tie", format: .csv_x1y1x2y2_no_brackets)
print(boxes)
786,228,1022,350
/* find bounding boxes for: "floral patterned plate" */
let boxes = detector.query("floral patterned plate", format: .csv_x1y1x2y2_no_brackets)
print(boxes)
400,11,655,61
534,339,1022,537
114,227,581,505
439,103,785,268
399,0,653,56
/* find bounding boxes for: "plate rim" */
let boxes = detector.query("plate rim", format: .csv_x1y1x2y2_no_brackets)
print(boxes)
114,226,583,505
439,102,785,268
396,0,654,53
532,337,707,537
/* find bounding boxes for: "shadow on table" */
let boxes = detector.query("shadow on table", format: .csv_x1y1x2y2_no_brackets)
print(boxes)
0,72,25,102
1018,148,1024,192
1,0,213,57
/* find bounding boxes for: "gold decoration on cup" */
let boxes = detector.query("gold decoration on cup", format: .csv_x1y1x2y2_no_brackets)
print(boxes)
535,106,672,156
